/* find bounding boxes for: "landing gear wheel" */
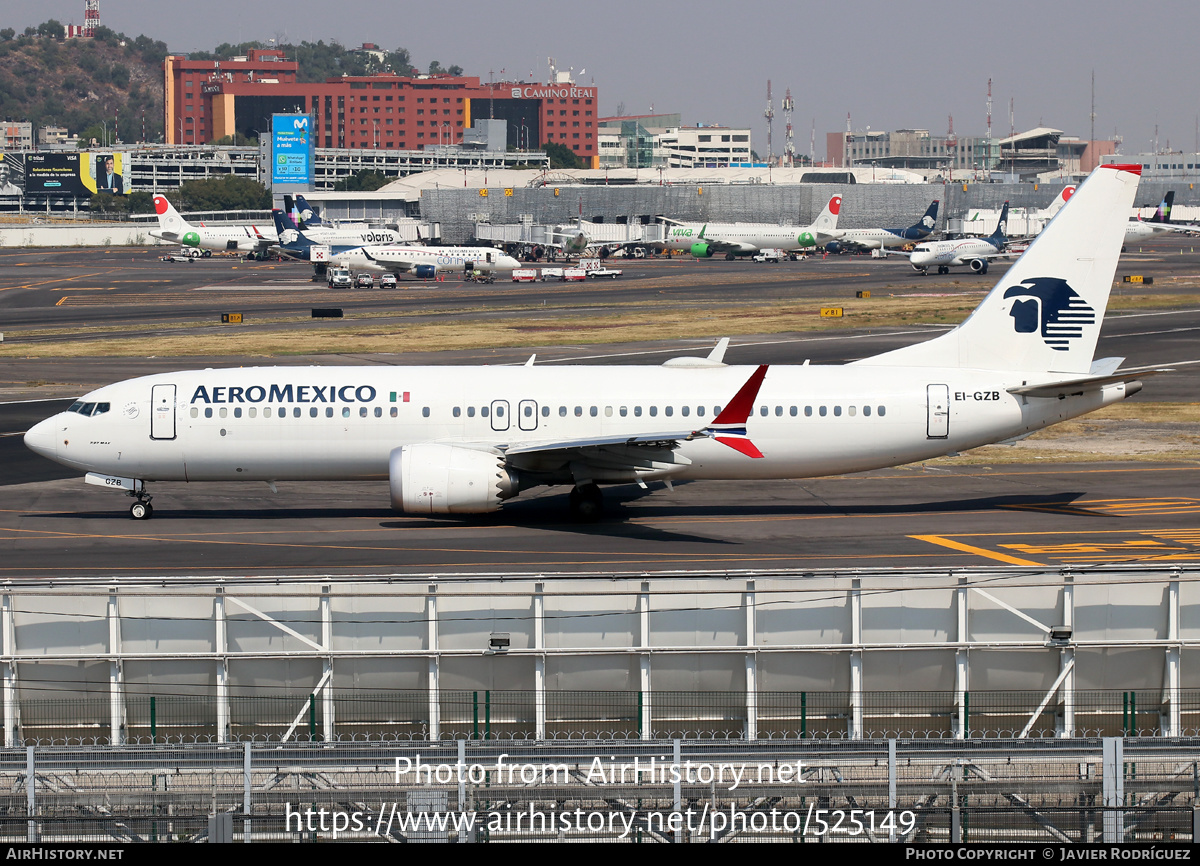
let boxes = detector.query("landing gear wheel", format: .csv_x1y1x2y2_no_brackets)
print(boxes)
724,252,736,261
937,265,949,275
130,501,151,520
568,484,604,521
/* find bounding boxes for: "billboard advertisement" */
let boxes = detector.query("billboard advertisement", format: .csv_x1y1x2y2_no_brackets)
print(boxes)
24,152,130,195
0,153,24,196
272,114,312,186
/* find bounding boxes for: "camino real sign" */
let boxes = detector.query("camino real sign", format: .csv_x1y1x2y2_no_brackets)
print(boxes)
271,114,313,188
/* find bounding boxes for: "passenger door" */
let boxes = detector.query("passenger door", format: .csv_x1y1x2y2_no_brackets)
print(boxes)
926,384,949,439
150,384,176,440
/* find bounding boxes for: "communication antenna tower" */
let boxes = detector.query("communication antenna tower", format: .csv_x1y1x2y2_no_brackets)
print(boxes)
83,0,100,37
782,87,795,167
764,80,775,166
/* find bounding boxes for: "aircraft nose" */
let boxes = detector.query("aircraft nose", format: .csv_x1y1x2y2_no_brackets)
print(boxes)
23,417,57,460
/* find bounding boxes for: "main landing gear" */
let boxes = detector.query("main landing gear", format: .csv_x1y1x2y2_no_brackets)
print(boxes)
568,483,604,521
128,487,153,520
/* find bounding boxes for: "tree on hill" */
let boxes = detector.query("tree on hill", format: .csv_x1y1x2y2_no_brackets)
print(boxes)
543,141,581,169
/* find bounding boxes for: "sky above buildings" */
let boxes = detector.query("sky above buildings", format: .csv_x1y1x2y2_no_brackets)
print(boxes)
13,0,1200,160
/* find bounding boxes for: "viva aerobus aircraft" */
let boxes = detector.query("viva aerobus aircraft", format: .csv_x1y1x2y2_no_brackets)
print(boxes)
824,200,939,253
272,213,521,278
27,164,1155,521
660,195,842,259
149,195,277,259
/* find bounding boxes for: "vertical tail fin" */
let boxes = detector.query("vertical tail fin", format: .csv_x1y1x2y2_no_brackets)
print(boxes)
855,165,1142,374
152,194,193,241
294,194,324,228
1042,185,1076,220
1151,191,1175,224
907,200,939,238
810,195,842,234
988,202,1010,247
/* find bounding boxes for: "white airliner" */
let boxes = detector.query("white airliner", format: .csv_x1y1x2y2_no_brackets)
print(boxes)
26,165,1155,521
273,220,521,278
1124,192,1198,242
825,200,939,253
908,202,1010,275
271,210,404,255
149,195,277,259
659,196,842,259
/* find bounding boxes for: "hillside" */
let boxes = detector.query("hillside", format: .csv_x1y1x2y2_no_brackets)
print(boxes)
0,24,167,144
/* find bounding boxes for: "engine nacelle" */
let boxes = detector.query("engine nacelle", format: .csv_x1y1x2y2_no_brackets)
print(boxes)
390,443,518,514
968,258,988,274
690,242,714,258
413,264,437,279
824,241,843,254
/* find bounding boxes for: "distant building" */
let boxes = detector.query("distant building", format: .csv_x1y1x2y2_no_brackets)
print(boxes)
164,52,600,164
598,115,753,169
2,123,33,150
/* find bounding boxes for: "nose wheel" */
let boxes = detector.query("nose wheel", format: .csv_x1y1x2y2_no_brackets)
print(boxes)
128,489,154,520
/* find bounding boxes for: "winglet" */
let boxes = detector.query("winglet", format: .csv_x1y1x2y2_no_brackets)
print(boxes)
713,365,768,426
706,337,730,364
525,354,536,367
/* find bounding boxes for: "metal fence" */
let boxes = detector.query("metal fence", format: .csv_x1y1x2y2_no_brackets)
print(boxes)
11,690,1200,747
0,738,1194,843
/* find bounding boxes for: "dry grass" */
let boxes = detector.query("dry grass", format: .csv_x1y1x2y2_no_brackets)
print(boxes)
5,291,1200,359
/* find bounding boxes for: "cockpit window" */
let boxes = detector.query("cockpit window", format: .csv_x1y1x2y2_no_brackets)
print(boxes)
66,401,109,417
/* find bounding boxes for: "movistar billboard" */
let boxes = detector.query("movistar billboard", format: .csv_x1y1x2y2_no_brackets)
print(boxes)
271,114,313,186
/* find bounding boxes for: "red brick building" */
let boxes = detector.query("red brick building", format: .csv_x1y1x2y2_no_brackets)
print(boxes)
164,51,599,165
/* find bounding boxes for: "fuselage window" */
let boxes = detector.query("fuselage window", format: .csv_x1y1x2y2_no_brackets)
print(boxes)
422,407,430,418
589,406,597,417
681,406,689,417
481,406,489,418
541,406,550,417
848,406,857,417
374,407,382,418
574,406,583,417
834,406,842,417
819,406,827,417
760,406,768,417
649,406,657,417
310,407,318,418
390,407,398,418
249,407,257,418
863,405,872,417
620,406,628,417
559,406,567,417
453,407,461,417
714,405,723,416
204,408,213,419
360,406,368,418
805,406,812,417
265,407,273,418
342,407,351,418
664,406,673,417
697,406,705,417
219,408,228,419
775,406,783,417
495,405,505,417
634,406,642,417
468,406,476,417
293,407,302,418
604,406,613,417
524,405,533,418
190,407,198,419
790,406,797,417
878,406,887,417
234,408,242,418
325,407,333,418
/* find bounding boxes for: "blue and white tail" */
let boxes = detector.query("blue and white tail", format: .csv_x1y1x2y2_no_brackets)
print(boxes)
856,164,1142,375
987,202,1010,248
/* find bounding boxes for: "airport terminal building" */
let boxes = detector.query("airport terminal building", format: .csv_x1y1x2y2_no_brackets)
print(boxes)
164,49,600,165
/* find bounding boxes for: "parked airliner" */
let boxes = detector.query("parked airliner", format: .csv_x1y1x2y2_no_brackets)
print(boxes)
659,196,842,259
824,200,939,253
26,166,1154,520
149,195,277,259
908,203,1010,275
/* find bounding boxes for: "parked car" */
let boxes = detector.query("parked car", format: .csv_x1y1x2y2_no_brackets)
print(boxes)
752,249,784,263
355,272,374,289
379,273,398,289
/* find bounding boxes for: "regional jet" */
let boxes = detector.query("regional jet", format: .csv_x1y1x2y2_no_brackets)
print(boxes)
659,195,842,259
908,203,1010,275
824,200,939,253
26,166,1157,521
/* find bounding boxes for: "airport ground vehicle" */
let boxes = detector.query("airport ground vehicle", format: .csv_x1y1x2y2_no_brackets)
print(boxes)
355,273,374,289
752,249,784,263
379,273,398,289
327,267,353,288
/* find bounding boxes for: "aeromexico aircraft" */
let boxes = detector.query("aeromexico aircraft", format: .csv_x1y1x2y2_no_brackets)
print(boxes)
272,213,521,277
907,202,1010,275
149,195,277,258
26,165,1158,521
659,195,842,259
824,200,939,253
271,209,402,255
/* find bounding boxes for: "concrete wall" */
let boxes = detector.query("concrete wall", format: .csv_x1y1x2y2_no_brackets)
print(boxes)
0,222,164,248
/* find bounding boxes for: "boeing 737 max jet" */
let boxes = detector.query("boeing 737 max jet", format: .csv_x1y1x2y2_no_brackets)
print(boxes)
26,165,1157,520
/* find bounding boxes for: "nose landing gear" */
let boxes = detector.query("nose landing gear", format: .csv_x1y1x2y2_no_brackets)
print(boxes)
128,487,153,520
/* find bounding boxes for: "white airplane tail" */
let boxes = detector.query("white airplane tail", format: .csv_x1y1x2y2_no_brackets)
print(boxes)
811,195,842,234
152,194,194,241
857,164,1141,375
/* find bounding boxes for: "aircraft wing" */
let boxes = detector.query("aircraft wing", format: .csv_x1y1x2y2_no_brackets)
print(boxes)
361,249,416,271
501,365,771,466
1007,366,1171,398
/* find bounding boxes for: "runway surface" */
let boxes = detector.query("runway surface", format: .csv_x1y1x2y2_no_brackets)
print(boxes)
2,241,1200,579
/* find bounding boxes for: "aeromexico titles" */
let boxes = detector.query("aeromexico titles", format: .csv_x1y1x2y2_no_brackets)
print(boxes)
27,164,1164,522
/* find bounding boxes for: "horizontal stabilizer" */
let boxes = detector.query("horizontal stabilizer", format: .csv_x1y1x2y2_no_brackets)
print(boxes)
1007,367,1171,398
